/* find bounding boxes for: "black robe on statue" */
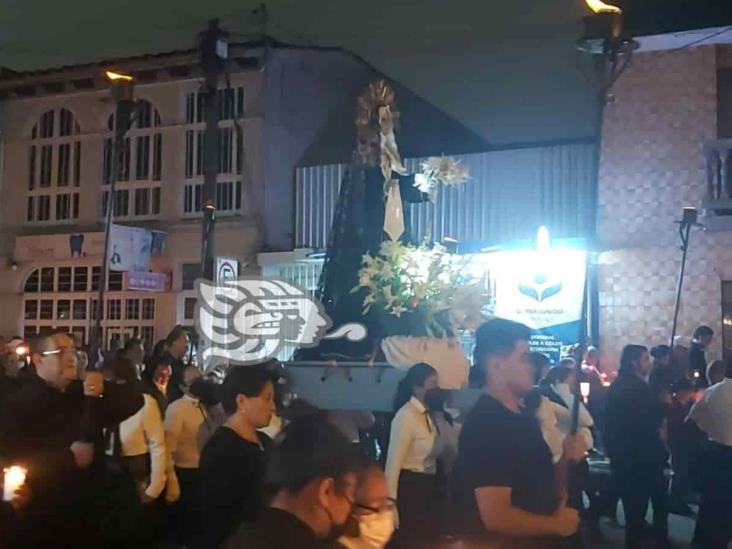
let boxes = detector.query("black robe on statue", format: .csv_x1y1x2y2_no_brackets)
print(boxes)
302,165,429,359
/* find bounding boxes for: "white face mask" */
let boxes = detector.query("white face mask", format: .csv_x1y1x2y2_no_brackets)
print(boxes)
340,510,395,549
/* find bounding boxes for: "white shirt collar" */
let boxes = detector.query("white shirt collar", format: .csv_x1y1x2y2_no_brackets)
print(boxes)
409,396,427,414
182,393,200,404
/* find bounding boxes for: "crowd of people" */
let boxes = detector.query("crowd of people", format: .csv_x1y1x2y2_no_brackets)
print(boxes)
0,319,731,548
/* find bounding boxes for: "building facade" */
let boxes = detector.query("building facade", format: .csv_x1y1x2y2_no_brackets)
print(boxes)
0,42,461,349
597,42,732,364
0,40,498,351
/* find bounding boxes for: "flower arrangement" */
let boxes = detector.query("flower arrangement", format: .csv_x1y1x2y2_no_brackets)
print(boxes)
421,157,470,188
354,240,486,338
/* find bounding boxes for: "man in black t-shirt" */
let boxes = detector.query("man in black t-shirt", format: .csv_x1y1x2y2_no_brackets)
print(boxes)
453,319,583,548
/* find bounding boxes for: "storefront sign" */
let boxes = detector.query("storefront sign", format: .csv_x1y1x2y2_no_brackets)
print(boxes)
108,224,153,272
125,271,170,292
215,257,238,284
15,229,166,265
16,232,106,261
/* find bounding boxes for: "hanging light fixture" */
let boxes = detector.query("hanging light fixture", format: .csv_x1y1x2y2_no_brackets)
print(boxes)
577,0,638,56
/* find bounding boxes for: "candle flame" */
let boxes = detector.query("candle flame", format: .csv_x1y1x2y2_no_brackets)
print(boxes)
3,465,27,501
585,0,622,14
105,71,133,82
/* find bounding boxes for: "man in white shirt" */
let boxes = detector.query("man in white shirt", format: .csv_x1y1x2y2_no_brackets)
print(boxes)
687,361,732,548
164,364,204,544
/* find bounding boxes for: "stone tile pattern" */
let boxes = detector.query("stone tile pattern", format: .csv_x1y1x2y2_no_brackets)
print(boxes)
597,46,731,366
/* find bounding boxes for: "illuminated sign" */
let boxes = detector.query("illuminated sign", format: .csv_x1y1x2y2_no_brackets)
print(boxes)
468,227,587,362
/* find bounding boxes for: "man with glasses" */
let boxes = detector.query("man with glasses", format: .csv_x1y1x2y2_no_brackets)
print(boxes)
224,418,361,548
0,330,144,547
339,460,396,549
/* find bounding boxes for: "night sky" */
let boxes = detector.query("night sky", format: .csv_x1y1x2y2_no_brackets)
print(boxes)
0,0,730,145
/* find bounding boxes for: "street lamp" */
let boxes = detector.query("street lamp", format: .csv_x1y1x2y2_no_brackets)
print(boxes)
569,1,638,436
670,207,705,347
90,69,138,364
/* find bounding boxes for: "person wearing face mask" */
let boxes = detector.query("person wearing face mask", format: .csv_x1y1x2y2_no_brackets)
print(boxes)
339,460,395,549
537,365,598,536
385,362,442,548
539,366,594,453
195,363,277,549
224,418,361,548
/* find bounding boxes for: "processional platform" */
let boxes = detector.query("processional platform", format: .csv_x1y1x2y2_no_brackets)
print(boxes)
282,360,481,413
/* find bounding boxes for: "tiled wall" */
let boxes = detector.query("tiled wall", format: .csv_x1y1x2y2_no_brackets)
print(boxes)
597,45,731,366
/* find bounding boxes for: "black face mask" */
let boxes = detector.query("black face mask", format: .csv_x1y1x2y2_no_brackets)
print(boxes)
424,388,446,412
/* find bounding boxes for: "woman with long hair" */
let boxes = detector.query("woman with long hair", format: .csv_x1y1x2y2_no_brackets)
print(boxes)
385,363,441,548
101,354,168,547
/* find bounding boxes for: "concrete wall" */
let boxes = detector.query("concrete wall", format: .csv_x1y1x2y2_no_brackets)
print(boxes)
597,45,732,366
261,49,372,252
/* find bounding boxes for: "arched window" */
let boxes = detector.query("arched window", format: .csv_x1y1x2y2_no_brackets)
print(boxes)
182,86,244,215
102,99,163,219
27,108,81,223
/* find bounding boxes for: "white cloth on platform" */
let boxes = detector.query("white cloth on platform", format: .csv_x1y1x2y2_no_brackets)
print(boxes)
328,410,375,443
381,336,469,390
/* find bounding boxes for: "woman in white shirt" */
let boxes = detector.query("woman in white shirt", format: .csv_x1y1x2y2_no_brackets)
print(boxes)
104,356,167,502
539,365,594,454
103,354,167,544
164,365,205,545
385,363,440,548
534,363,598,530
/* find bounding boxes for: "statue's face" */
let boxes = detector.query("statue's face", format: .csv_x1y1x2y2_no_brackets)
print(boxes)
356,126,379,165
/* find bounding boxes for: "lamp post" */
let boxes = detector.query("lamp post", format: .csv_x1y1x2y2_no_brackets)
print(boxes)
670,207,704,347
90,70,137,365
570,0,638,435
198,19,228,282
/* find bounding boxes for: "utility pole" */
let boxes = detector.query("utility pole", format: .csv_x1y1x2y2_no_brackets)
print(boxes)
199,19,228,281
91,71,136,364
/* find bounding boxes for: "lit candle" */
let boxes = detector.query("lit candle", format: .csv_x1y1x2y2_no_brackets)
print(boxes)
580,382,591,403
3,465,26,502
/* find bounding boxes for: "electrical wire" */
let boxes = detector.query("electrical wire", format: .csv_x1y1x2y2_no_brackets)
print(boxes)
673,25,732,51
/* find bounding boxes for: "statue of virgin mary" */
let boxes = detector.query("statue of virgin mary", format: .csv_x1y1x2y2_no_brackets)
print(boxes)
307,80,431,359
